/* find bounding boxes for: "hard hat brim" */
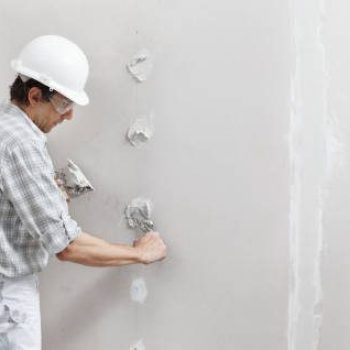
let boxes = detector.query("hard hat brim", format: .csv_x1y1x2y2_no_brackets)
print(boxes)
56,85,89,106
11,59,90,106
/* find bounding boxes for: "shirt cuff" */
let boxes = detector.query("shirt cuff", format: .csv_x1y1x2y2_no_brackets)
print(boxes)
41,212,81,256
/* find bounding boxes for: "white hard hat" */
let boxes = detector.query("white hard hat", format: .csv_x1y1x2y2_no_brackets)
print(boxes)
11,35,89,106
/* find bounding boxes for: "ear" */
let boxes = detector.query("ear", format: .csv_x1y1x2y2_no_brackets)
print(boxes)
27,87,43,107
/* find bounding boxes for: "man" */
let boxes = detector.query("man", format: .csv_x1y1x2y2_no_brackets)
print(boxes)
0,35,167,349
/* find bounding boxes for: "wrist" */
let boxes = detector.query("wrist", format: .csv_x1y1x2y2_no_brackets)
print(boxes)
132,246,145,264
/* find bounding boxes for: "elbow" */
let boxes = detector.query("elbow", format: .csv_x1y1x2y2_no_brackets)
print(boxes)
56,243,74,262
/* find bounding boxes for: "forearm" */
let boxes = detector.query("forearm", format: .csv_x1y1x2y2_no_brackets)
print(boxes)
56,232,142,267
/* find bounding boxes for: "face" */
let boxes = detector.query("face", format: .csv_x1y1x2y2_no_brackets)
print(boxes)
26,88,74,133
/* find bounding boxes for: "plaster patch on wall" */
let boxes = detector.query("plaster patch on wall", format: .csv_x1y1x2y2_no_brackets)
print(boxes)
130,339,146,350
126,49,153,82
127,115,155,147
124,197,154,233
55,159,94,198
130,278,148,304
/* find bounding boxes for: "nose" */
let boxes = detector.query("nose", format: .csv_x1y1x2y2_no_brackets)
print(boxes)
62,109,73,121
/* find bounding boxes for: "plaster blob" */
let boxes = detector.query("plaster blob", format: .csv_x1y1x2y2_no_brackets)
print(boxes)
126,49,153,82
55,159,94,198
130,278,148,304
127,116,154,147
130,339,146,350
124,197,154,233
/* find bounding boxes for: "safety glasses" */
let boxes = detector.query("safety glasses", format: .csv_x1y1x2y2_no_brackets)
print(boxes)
49,94,74,114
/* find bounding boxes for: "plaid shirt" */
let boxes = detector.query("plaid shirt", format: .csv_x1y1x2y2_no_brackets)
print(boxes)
0,101,81,278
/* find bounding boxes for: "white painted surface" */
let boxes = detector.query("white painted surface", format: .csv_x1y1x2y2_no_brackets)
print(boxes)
316,1,350,349
288,0,350,349
288,0,328,348
0,0,292,349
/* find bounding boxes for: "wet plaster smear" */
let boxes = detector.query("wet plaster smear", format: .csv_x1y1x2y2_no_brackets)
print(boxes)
126,49,153,83
288,0,344,349
124,197,155,233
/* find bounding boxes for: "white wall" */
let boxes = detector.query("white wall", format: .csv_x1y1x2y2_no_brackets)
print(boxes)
316,1,350,349
1,1,292,349
287,0,350,349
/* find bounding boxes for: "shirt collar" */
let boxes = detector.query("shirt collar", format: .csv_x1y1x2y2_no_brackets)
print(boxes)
8,101,47,144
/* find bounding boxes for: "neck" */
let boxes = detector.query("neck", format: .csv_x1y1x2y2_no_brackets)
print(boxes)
11,100,35,122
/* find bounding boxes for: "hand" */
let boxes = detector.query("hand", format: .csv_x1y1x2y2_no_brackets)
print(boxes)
54,176,71,203
133,231,167,264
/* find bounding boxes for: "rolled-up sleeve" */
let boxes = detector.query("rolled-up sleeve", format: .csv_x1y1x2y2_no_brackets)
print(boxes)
0,141,81,255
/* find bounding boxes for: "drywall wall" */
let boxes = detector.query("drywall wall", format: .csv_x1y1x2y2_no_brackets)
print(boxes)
0,0,292,349
313,1,350,349
288,0,350,349
288,0,328,348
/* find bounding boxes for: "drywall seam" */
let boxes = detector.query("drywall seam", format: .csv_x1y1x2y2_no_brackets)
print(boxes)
288,73,300,350
313,3,326,348
313,190,324,350
287,0,335,348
